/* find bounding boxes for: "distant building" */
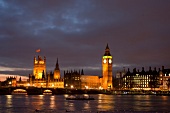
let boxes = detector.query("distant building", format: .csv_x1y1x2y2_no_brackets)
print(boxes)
64,69,102,89
113,68,126,90
122,67,160,90
159,66,170,90
81,75,101,89
1,76,17,87
17,78,28,87
64,70,81,89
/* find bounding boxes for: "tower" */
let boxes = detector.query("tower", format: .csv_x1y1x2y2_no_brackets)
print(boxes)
33,55,46,79
54,58,60,79
102,44,113,89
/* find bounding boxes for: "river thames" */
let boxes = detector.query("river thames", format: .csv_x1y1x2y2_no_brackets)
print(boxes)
0,94,170,113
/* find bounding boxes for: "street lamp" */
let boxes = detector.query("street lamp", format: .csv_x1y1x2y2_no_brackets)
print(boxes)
99,86,103,90
71,85,74,89
85,86,88,89
27,83,30,86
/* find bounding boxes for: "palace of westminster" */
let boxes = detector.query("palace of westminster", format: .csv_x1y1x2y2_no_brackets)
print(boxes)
1,44,170,91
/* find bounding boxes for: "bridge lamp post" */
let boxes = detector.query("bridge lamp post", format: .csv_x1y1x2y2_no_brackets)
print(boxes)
85,86,88,89
99,86,103,90
65,84,68,93
8,81,12,87
65,84,68,88
71,85,74,89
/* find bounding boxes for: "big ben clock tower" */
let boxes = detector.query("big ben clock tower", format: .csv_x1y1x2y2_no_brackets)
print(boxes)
102,44,113,89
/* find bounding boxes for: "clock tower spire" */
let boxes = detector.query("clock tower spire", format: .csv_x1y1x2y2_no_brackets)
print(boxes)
102,43,113,89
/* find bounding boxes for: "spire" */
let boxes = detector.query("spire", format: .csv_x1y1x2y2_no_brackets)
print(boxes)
19,77,22,82
42,70,45,79
55,58,59,70
81,69,84,75
104,43,111,56
106,43,109,49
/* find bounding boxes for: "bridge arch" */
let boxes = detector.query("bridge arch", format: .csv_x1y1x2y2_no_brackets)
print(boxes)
43,89,53,95
12,89,27,95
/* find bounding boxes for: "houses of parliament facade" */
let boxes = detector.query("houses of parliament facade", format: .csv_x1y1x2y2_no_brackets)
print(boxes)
27,44,113,89
2,44,170,91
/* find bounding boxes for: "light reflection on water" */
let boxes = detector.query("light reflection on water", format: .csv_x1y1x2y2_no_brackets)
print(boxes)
6,95,12,108
0,94,170,113
50,95,55,109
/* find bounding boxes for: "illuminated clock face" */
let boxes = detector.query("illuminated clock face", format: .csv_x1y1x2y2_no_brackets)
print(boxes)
103,59,107,63
109,59,112,64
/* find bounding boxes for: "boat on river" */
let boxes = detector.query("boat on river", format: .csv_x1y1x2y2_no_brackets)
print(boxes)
66,95,95,100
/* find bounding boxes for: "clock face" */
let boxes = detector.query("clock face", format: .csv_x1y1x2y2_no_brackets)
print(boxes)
109,59,112,64
103,59,107,63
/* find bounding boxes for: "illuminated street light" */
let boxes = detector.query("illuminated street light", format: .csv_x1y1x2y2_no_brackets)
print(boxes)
99,86,103,90
71,85,74,89
85,86,88,89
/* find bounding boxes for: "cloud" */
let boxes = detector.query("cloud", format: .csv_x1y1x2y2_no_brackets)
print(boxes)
0,66,31,71
0,0,170,76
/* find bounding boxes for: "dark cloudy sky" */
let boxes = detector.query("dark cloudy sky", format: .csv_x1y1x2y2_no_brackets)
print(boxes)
0,0,170,77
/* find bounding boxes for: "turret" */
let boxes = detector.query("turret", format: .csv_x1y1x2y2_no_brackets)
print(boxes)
81,69,84,75
55,58,59,70
162,66,164,70
104,43,111,56
142,67,145,72
54,58,60,79
33,55,46,79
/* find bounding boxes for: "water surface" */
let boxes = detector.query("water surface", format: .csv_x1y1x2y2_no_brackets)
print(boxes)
0,94,169,113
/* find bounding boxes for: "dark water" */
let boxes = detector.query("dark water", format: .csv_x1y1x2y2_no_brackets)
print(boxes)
0,94,170,113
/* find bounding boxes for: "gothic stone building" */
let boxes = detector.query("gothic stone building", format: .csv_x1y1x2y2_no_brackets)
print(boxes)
64,44,113,90
29,56,64,88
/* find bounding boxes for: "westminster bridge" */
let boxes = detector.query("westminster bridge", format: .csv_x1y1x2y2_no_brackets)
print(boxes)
0,87,170,95
0,87,104,95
